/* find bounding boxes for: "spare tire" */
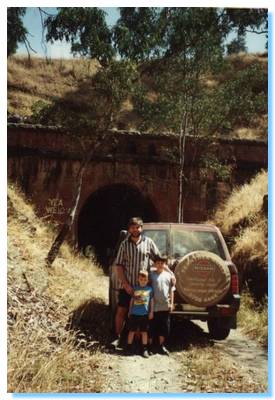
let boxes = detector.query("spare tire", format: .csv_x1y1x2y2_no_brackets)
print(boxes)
175,251,231,307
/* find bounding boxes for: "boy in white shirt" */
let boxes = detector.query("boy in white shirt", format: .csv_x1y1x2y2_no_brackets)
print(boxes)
150,255,175,355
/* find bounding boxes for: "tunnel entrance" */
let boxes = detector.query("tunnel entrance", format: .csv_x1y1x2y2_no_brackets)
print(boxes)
77,184,159,271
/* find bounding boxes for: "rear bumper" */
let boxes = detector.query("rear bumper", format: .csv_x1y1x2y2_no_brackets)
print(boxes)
172,294,240,320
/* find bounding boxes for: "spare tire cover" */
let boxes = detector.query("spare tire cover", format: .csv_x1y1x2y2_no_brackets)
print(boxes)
175,250,231,307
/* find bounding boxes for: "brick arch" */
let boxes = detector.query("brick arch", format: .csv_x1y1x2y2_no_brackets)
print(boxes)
77,183,160,270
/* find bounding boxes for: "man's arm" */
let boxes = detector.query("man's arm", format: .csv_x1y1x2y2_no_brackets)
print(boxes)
128,297,134,317
116,265,133,295
115,241,133,295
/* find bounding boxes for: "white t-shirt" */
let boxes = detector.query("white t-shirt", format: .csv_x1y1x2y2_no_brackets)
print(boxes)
150,270,173,312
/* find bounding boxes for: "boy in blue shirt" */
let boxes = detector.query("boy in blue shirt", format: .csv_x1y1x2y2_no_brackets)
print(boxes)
126,270,154,358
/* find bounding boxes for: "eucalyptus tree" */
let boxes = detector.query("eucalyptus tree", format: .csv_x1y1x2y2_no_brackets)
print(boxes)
45,7,114,66
7,7,34,57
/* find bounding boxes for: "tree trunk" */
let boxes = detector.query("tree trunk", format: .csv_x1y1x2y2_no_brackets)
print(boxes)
45,133,107,267
178,112,188,223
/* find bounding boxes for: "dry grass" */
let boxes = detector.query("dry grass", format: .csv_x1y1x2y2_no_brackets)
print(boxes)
238,291,268,347
8,56,100,116
8,183,110,393
210,170,268,344
232,218,268,270
180,346,267,392
212,170,267,236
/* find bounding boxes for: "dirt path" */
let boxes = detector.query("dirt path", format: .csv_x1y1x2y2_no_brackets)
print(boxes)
101,319,268,393
103,352,185,393
206,323,268,384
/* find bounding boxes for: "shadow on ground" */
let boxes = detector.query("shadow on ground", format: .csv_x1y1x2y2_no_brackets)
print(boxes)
167,316,214,352
67,297,112,349
67,302,214,353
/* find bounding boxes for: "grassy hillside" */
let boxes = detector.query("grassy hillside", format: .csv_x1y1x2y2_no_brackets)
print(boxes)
8,183,112,392
7,53,267,139
210,169,268,345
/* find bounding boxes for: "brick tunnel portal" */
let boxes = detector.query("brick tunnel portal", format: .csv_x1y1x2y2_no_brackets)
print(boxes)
77,184,159,270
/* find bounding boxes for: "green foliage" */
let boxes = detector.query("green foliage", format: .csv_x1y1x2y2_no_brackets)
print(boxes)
31,100,53,124
7,8,27,57
113,8,163,61
133,57,266,137
199,153,233,182
45,8,114,65
203,63,266,134
226,35,247,55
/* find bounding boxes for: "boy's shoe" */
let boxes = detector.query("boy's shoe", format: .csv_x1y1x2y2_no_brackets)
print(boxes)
142,348,150,358
158,345,170,356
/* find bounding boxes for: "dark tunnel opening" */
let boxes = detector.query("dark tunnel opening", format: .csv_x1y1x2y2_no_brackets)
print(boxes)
77,184,159,271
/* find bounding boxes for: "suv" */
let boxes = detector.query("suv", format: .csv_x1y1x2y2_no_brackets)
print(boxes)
109,223,240,340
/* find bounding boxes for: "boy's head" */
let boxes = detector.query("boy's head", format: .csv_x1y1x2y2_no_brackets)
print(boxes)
154,255,168,271
138,270,149,286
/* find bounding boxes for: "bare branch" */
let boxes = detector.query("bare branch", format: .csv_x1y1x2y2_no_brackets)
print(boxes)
245,29,268,35
38,7,48,59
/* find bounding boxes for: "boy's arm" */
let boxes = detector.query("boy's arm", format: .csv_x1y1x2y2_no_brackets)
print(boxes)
164,264,176,286
169,287,174,311
149,296,154,320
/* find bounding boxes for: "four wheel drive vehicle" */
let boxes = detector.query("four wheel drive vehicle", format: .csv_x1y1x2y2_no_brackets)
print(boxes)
109,223,240,340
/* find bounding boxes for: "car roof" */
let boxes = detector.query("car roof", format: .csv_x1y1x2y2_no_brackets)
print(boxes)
143,222,220,232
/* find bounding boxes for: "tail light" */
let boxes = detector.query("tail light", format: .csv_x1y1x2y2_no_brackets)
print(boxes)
231,272,239,294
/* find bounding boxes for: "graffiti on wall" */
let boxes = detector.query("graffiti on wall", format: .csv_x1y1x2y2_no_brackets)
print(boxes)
46,198,66,215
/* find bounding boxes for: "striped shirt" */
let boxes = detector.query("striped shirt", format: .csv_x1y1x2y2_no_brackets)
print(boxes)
115,235,160,287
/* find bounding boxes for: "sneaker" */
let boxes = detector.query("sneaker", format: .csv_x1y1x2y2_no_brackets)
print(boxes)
159,345,169,356
110,337,120,349
142,348,150,358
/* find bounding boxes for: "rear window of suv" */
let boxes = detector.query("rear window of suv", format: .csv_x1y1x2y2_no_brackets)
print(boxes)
172,229,226,260
143,229,169,255
143,228,226,260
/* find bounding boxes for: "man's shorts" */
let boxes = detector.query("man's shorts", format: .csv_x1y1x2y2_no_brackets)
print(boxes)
128,314,149,332
118,289,132,308
149,311,170,338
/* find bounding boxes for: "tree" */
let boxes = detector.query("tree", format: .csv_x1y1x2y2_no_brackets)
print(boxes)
7,8,28,57
226,35,247,54
113,7,164,61
118,7,267,220
45,7,114,66
44,60,138,266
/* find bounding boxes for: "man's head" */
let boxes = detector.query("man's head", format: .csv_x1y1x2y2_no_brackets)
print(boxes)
138,270,149,287
128,217,143,239
154,254,168,272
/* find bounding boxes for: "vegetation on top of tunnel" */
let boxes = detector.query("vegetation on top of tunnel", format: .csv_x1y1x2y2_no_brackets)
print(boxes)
8,51,267,140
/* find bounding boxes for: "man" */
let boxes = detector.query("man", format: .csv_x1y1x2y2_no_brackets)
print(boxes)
111,217,160,348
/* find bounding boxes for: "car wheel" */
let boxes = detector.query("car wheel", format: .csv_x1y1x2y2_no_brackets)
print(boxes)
207,318,231,340
175,250,231,307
